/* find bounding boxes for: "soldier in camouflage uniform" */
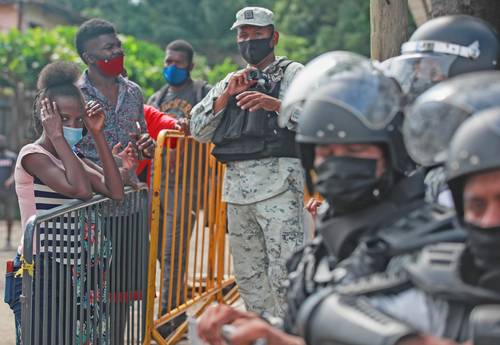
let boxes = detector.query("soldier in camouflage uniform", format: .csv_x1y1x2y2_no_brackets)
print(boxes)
190,7,304,316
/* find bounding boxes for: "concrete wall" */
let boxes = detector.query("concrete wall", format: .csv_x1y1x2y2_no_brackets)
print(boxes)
0,4,18,32
0,3,80,33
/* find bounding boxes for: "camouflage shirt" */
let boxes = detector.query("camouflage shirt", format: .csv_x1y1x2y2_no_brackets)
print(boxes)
190,57,304,204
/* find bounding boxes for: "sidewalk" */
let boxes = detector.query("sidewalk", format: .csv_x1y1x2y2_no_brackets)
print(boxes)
0,221,21,345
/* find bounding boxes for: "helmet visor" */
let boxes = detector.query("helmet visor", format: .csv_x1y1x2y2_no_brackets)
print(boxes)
305,71,403,131
280,51,372,127
382,53,457,103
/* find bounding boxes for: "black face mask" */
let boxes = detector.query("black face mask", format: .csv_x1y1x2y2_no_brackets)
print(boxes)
238,36,274,65
464,222,500,272
315,156,385,215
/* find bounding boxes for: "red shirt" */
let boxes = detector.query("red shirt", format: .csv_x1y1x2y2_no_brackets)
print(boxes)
136,105,178,185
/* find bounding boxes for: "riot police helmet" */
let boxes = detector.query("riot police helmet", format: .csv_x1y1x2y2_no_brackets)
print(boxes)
446,107,500,218
287,52,413,192
404,71,500,167
383,15,499,103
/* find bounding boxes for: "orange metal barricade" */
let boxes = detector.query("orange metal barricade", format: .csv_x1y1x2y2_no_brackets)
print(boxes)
144,130,238,345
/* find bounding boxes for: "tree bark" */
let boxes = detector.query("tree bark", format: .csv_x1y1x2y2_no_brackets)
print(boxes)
370,0,410,61
409,0,500,33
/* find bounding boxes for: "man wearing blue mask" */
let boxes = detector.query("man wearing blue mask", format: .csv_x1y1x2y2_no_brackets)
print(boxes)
148,39,211,119
147,39,211,336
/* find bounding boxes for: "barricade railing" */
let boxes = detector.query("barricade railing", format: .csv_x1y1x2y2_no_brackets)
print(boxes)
20,186,149,345
144,130,238,345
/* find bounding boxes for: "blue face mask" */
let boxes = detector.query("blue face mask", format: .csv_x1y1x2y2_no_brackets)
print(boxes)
163,65,189,86
62,126,83,148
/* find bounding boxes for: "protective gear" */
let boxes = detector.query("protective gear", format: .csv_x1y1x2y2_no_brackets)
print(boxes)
383,15,499,103
381,53,451,102
238,36,274,65
315,156,384,214
445,107,500,217
319,170,425,259
163,65,189,86
211,60,297,163
62,126,83,148
280,51,370,128
283,168,469,334
404,71,500,167
296,242,500,345
336,202,464,284
95,55,124,77
470,305,500,345
296,288,417,345
284,170,438,332
406,243,500,302
465,222,500,272
288,52,412,193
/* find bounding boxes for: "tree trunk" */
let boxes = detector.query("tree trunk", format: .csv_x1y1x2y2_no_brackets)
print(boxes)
370,0,410,61
409,0,500,33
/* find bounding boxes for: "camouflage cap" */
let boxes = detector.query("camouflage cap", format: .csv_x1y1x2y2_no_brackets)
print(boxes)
230,7,274,30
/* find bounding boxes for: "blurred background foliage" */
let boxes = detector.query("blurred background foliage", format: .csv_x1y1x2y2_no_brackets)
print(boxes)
1,0,371,98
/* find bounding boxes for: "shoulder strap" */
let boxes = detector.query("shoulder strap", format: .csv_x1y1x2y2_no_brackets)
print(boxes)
277,58,295,73
148,84,170,108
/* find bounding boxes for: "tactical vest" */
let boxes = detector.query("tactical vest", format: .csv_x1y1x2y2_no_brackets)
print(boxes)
283,170,466,333
211,60,298,163
335,243,500,342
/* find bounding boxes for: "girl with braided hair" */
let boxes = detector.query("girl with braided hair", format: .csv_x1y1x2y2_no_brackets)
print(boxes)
6,61,124,344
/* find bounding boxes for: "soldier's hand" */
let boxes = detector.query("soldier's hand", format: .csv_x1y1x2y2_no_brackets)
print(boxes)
305,198,323,216
236,91,281,112
197,304,257,345
228,318,305,345
225,69,257,97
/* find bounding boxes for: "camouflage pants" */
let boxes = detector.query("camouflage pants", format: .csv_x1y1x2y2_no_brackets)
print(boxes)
227,188,304,317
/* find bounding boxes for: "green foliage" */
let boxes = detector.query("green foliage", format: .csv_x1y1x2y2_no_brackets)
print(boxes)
47,0,372,65
0,27,81,89
275,33,310,64
120,34,165,98
49,0,275,64
274,0,371,59
206,58,239,85
2,0,376,96
0,26,167,98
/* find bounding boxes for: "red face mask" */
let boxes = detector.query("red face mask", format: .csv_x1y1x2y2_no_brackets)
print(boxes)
95,55,125,77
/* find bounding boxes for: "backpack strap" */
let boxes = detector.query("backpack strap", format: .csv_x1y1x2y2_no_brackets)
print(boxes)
193,80,208,104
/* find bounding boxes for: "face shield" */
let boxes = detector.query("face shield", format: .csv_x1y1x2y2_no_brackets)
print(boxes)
403,71,500,167
382,53,455,104
280,51,372,128
382,40,481,104
301,72,403,134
